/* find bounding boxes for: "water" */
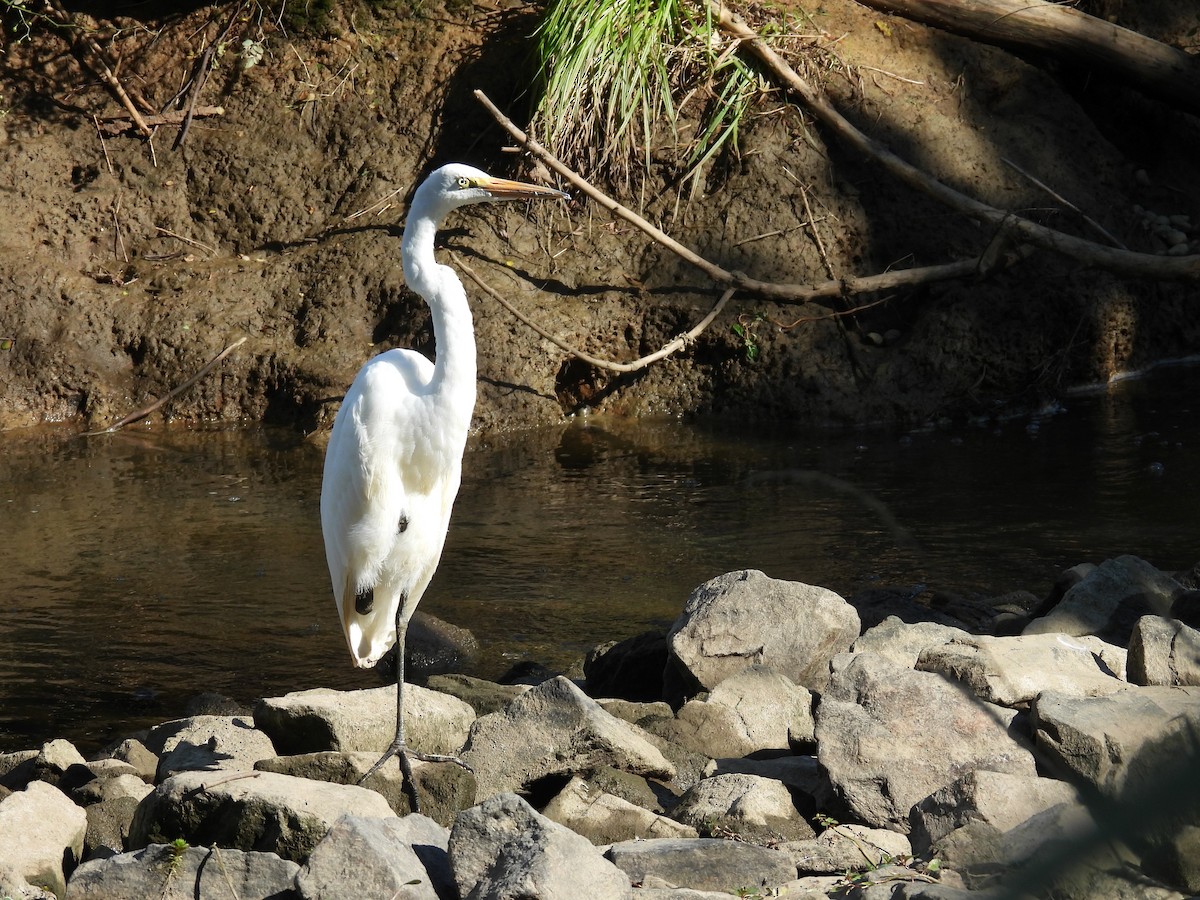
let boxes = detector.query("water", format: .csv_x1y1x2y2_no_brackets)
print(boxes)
1,365,1198,754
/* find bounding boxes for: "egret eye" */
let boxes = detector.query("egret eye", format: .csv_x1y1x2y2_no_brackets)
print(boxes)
456,176,471,188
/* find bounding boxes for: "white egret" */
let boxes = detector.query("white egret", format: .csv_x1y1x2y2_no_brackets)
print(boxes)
320,163,568,802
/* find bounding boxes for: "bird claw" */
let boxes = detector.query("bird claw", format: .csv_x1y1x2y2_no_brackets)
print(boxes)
409,750,474,774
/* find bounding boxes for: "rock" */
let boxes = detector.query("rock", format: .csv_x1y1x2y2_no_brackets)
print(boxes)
1023,555,1182,644
84,796,143,860
461,676,674,799
816,652,1037,831
915,633,1126,707
541,775,696,843
781,824,911,874
183,691,248,717
1031,686,1200,798
424,674,528,716
1128,616,1200,686
0,739,86,790
848,586,973,632
597,698,674,725
295,814,443,900
574,766,670,814
851,616,971,669
100,738,159,783
253,684,475,757
909,770,1080,854
654,666,814,758
605,837,795,894
406,610,480,679
584,630,669,702
128,769,395,863
0,862,55,900
0,781,87,896
705,755,828,804
666,570,860,696
73,772,154,806
255,750,475,826
670,773,815,842
64,843,300,900
144,715,277,780
449,793,631,899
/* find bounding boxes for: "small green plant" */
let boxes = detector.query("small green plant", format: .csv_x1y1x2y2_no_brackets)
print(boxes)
731,313,766,361
159,837,190,893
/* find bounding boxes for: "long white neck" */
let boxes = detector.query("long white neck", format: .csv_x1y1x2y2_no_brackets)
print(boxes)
401,203,477,430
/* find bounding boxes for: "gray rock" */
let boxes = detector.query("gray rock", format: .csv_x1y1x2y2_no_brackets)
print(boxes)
0,781,87,896
128,769,395,862
145,715,277,780
781,823,911,874
83,796,143,860
851,616,971,669
655,667,814,758
1031,686,1200,798
671,773,814,842
389,813,455,900
449,793,631,899
666,570,859,695
0,862,55,900
295,814,441,900
254,684,475,758
585,630,669,702
64,843,299,900
461,676,674,800
73,772,154,806
99,738,159,783
606,837,795,894
541,775,696,843
424,674,528,717
816,652,1037,830
255,751,475,826
909,770,1080,854
1023,555,1182,643
705,755,827,804
597,698,674,724
0,739,86,791
1128,616,1200,686
916,633,1126,707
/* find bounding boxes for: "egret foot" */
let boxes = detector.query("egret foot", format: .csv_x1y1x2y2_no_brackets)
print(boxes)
357,740,422,813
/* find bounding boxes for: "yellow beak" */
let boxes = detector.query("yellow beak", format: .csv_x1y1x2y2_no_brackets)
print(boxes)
479,177,570,202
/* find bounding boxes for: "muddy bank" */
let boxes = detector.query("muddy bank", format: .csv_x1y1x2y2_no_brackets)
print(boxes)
0,1,1198,436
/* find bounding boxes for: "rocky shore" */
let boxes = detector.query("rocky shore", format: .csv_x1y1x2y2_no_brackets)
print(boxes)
2,558,1199,899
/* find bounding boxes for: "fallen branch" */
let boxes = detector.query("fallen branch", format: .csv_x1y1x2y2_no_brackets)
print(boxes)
84,336,247,435
857,0,1200,116
474,89,1027,302
38,0,154,139
457,254,736,374
97,106,225,136
708,0,1200,279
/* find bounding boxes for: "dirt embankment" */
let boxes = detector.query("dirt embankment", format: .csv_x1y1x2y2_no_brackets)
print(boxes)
0,0,1197,436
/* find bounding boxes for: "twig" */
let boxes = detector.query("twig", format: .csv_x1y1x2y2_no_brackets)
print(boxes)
173,0,246,149
345,187,405,221
93,115,114,174
474,89,1026,302
155,226,218,256
39,0,154,139
83,336,248,435
708,0,1200,278
1001,156,1128,250
456,254,736,374
111,194,128,264
97,106,225,136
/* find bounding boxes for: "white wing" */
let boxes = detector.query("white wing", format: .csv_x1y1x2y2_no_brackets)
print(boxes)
320,348,462,667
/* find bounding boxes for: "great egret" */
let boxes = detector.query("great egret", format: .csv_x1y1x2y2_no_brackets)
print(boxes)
320,163,568,802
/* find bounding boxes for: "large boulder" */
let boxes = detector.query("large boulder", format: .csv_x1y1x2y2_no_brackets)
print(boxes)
144,715,277,780
585,630,670,702
654,666,814,758
255,751,475,825
128,769,395,862
253,684,475,757
0,781,87,896
541,776,696,843
851,616,971,669
666,570,859,696
461,676,674,799
781,824,912,875
605,837,795,894
915,633,1126,707
1023,556,1182,644
816,652,1038,831
295,814,445,900
64,844,299,900
1128,616,1200,687
449,793,631,899
670,773,815,842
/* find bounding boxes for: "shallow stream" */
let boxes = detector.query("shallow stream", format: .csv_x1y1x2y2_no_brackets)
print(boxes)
2,365,1198,753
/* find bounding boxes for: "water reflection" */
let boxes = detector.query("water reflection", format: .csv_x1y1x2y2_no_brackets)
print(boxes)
1,365,1198,753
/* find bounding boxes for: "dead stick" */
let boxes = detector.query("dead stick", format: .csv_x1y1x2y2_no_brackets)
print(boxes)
40,0,154,139
84,336,248,435
458,255,736,374
474,89,1011,302
1000,156,1127,250
709,0,1200,278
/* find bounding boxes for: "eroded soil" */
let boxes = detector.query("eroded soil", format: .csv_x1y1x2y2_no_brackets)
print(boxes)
0,0,1198,436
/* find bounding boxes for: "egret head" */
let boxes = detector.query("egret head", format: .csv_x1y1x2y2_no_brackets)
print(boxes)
414,163,569,220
